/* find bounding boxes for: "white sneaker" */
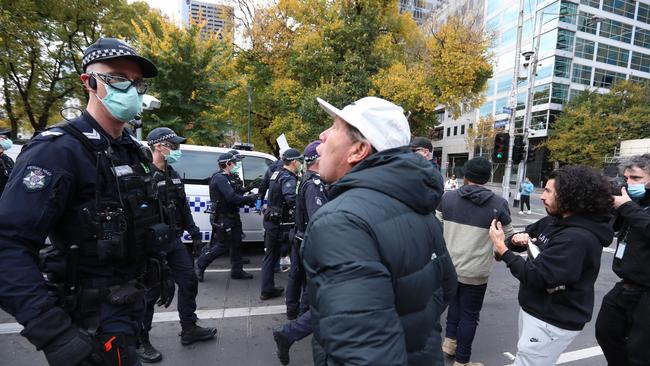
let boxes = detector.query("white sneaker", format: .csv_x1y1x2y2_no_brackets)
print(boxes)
518,211,524,215
279,256,291,266
527,210,532,214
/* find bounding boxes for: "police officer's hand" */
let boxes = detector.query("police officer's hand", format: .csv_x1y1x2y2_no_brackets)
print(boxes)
245,193,259,207
156,260,175,307
20,307,96,366
191,237,202,256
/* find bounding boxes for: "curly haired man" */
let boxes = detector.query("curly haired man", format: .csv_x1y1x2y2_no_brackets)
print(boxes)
489,165,614,366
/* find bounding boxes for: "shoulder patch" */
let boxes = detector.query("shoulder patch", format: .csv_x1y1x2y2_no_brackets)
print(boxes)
314,178,321,185
82,129,101,140
32,129,65,142
315,197,323,206
270,171,280,181
22,166,53,192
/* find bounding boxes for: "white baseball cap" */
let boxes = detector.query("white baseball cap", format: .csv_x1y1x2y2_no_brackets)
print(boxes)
316,96,411,152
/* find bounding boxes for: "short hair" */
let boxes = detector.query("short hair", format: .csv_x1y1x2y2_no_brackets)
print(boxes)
548,165,612,216
344,122,377,155
620,153,650,175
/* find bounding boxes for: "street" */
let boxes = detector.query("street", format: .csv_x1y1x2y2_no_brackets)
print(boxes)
0,191,615,366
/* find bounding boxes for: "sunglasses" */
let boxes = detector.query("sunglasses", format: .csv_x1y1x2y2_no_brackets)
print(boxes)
89,72,148,95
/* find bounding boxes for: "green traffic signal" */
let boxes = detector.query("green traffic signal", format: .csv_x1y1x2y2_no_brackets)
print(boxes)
497,153,503,158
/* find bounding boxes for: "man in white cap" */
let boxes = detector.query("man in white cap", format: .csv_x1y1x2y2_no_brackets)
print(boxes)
302,96,457,365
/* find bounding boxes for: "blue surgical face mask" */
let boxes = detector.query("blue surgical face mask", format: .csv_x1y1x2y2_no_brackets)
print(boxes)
0,138,12,151
165,150,182,164
627,183,647,199
98,80,143,122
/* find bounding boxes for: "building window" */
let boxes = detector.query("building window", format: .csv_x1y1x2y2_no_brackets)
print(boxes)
593,68,627,88
539,29,559,56
556,29,575,51
517,92,526,111
559,1,578,25
575,38,595,60
447,127,450,137
634,28,650,49
495,97,508,114
480,102,493,117
551,83,569,104
572,64,593,85
537,57,554,79
461,125,466,135
639,2,650,24
569,88,585,100
580,0,600,8
533,83,551,105
453,126,458,136
599,19,633,43
577,12,598,34
554,56,572,78
501,27,517,48
531,110,548,130
596,43,630,67
497,74,513,94
603,0,636,19
487,0,501,16
502,6,518,25
469,123,474,130
485,78,495,96
631,52,650,73
629,75,650,84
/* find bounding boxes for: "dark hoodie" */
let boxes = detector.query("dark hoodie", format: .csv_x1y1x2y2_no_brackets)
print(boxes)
502,214,614,330
303,147,457,366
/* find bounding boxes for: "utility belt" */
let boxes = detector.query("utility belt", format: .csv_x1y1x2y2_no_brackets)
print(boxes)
264,206,293,225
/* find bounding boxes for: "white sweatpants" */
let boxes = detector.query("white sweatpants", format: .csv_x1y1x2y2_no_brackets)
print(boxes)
513,309,581,366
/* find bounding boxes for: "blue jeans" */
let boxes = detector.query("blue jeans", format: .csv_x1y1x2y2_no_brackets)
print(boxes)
445,282,488,364
143,237,198,330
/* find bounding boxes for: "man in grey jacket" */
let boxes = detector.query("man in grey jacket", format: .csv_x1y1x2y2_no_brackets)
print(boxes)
302,96,457,366
436,156,514,366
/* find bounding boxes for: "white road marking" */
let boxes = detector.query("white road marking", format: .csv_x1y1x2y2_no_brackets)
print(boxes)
502,346,603,365
205,267,262,273
0,304,288,335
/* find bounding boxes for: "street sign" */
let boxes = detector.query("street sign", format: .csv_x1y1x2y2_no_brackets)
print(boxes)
494,119,508,128
502,107,513,115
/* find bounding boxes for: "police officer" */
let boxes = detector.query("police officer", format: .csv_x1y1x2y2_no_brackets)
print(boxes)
196,150,252,267
137,128,217,363
0,129,15,197
196,153,258,281
273,141,328,365
257,156,283,212
0,38,173,365
260,148,303,300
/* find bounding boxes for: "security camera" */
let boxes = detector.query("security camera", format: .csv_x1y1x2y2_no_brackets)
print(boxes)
528,128,537,137
521,50,535,61
141,94,161,111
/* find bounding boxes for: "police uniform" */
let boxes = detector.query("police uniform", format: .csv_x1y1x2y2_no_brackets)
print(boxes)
0,149,14,197
285,169,328,318
0,112,169,365
196,154,257,279
260,150,301,299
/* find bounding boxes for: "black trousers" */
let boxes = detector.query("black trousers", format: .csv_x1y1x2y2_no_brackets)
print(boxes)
595,281,650,366
520,195,530,211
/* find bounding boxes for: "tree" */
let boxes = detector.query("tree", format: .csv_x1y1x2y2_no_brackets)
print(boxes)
0,0,157,137
546,81,650,168
221,0,493,155
133,16,236,145
465,116,497,158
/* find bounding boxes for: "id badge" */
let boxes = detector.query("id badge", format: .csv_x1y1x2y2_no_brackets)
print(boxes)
615,242,626,259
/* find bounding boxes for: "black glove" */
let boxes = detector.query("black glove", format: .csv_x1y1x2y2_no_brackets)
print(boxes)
21,307,96,366
245,193,259,207
157,258,175,308
189,228,203,256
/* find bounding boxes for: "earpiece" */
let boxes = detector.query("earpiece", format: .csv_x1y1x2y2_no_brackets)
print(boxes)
88,76,97,90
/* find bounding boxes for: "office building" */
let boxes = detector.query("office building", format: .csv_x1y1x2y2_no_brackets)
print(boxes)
180,0,234,39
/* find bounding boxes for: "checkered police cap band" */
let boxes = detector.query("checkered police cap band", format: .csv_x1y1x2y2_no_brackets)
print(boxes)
82,48,135,68
148,133,178,145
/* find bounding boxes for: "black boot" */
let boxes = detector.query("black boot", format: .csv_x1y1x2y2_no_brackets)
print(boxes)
241,257,251,265
260,286,284,300
273,328,291,365
180,323,217,345
231,269,253,280
136,332,162,363
196,265,205,282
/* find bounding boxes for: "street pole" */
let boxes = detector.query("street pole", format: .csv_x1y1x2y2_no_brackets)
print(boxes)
501,0,525,200
247,85,252,144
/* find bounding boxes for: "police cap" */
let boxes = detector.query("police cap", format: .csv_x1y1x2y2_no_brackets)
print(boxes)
83,38,158,78
303,140,321,163
227,149,244,161
282,148,303,162
218,153,237,164
146,127,187,145
0,129,10,138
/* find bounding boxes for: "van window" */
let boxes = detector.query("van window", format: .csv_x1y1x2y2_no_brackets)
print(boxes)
243,156,272,187
175,150,221,184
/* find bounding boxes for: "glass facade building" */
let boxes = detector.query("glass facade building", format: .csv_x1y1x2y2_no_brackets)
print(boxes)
480,0,650,183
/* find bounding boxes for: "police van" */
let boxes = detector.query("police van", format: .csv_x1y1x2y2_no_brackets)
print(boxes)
172,144,276,243
5,142,276,244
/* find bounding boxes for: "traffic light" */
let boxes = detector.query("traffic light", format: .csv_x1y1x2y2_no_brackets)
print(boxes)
512,135,525,164
492,133,509,163
527,146,536,162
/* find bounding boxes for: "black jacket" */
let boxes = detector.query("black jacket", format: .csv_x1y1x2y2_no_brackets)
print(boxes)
502,214,614,330
303,148,457,366
612,192,650,287
0,153,14,196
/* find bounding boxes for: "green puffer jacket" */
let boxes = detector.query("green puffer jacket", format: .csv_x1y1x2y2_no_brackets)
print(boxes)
303,147,457,366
